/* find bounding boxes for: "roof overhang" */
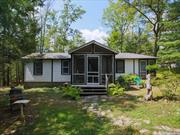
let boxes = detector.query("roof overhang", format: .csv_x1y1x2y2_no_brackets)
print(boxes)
115,53,158,59
22,53,71,60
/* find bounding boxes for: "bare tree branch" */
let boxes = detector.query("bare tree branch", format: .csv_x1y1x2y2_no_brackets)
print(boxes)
123,0,154,25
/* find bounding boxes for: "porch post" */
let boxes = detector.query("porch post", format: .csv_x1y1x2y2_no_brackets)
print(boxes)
112,54,115,83
84,54,87,85
71,54,74,84
99,55,102,85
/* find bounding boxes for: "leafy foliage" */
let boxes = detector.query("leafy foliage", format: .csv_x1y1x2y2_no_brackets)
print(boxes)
104,0,179,57
0,0,43,86
103,0,136,52
161,80,180,100
117,74,141,89
43,0,85,52
108,83,124,96
158,1,180,66
146,64,159,72
117,76,130,89
62,85,81,100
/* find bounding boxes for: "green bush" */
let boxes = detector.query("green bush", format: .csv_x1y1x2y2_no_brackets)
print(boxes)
62,85,81,100
161,80,180,100
117,74,141,89
108,83,124,96
146,64,159,73
117,75,130,89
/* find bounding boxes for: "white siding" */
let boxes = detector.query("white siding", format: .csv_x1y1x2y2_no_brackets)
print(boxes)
115,59,139,80
53,60,71,82
24,60,52,82
24,60,71,83
125,59,134,74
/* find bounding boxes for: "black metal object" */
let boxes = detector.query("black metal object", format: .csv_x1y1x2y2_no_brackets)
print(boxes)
9,87,24,111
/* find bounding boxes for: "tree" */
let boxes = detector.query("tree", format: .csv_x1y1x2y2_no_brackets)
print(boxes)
0,0,43,86
103,0,135,52
39,0,53,53
43,0,85,52
158,0,180,67
123,0,177,57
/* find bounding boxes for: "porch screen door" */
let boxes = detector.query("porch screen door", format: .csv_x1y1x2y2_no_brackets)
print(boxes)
139,60,147,78
87,56,99,84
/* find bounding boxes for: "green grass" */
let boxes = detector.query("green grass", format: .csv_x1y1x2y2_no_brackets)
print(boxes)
99,88,180,131
0,87,180,134
0,87,140,135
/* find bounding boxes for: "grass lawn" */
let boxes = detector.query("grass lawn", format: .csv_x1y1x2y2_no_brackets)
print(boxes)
99,87,180,131
0,87,140,135
0,86,180,134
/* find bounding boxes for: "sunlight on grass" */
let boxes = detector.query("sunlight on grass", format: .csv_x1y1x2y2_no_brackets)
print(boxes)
99,89,180,131
1,86,179,134
7,87,139,135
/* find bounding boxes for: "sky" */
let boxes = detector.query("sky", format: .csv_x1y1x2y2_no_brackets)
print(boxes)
52,0,110,44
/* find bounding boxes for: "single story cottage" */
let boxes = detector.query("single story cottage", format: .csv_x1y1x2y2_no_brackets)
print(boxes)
22,40,157,91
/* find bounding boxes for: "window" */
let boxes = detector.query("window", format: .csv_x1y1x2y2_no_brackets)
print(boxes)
33,60,43,75
116,60,125,73
61,60,70,75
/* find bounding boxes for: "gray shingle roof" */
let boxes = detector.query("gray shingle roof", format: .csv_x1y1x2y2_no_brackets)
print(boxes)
22,53,71,59
115,53,157,59
22,52,157,60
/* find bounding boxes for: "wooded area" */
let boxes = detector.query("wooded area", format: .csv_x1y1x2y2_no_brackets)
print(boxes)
0,0,179,86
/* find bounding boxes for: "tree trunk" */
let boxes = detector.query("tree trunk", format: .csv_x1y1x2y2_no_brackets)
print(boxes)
153,35,159,57
2,64,6,86
7,66,10,86
18,62,21,84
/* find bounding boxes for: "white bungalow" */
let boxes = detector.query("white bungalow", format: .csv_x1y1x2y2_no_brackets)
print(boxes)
22,40,157,94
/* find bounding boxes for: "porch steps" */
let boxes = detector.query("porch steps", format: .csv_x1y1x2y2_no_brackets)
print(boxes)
80,86,107,96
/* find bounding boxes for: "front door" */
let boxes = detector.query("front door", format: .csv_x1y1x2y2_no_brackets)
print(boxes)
87,56,99,84
139,60,147,78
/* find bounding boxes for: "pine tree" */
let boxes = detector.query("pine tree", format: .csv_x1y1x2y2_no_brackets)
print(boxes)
158,0,180,67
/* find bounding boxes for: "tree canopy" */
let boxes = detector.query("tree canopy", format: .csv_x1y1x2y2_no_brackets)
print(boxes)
103,0,180,59
0,0,43,86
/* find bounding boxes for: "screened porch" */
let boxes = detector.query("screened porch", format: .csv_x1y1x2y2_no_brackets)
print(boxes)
71,54,114,85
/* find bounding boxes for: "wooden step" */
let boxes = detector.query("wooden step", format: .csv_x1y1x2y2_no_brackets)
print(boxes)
80,88,107,95
82,89,106,92
74,85,107,95
80,91,107,96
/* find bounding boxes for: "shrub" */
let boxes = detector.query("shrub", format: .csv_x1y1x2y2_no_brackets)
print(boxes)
62,85,81,100
146,64,159,73
108,83,124,96
117,76,130,89
161,80,180,100
117,74,142,89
